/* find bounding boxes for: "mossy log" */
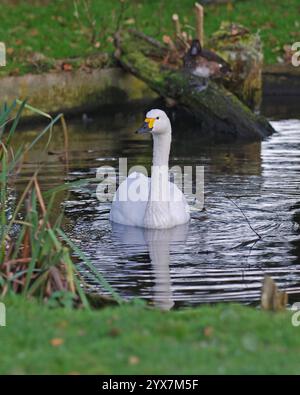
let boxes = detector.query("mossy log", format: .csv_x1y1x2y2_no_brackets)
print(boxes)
209,22,263,110
115,29,274,140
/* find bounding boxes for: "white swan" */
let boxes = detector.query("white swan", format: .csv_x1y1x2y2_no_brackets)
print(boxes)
110,109,190,229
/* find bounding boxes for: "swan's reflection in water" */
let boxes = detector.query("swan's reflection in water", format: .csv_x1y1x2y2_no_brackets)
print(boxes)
111,223,189,310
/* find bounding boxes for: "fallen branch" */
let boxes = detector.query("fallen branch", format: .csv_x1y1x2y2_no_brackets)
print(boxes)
225,195,262,239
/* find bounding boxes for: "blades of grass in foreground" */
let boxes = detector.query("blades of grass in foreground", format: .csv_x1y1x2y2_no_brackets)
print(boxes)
0,100,16,137
5,99,27,147
57,229,123,305
0,151,8,261
25,113,63,153
0,99,117,309
64,250,90,309
16,100,52,120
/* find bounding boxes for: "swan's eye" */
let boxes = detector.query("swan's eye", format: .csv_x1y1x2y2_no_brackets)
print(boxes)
156,117,160,120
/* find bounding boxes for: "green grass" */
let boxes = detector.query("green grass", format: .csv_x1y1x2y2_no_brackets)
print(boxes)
1,295,300,374
0,0,299,77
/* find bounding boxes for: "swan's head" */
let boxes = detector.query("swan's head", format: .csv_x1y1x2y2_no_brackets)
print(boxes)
137,109,171,135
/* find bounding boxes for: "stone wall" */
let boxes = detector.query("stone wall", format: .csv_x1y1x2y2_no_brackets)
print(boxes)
0,67,157,118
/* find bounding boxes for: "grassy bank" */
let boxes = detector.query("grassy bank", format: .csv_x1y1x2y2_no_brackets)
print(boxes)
1,295,299,374
0,0,298,76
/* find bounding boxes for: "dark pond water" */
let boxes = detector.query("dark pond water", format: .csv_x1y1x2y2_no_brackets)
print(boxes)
14,99,300,308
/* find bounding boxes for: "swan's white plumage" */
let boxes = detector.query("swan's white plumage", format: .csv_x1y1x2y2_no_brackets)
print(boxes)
110,172,149,228
110,172,190,228
109,109,190,229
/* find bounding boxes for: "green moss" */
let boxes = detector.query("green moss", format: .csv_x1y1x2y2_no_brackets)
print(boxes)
209,22,263,109
1,295,299,374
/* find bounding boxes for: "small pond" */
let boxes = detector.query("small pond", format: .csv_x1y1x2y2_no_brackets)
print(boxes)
15,97,300,308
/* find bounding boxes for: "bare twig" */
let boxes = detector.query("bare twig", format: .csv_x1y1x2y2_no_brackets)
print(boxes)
34,177,49,226
225,195,262,239
162,35,178,53
3,257,31,267
129,29,166,50
172,14,182,37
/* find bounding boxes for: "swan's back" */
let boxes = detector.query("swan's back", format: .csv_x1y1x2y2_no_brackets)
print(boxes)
110,172,190,229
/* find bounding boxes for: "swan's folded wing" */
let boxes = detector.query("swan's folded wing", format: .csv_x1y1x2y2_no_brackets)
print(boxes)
110,172,150,227
169,182,190,226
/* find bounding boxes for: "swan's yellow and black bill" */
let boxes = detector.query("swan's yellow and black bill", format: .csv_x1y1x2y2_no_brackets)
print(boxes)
136,117,155,133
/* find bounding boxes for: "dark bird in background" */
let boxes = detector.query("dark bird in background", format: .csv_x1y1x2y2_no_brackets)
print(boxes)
183,39,231,91
82,113,93,128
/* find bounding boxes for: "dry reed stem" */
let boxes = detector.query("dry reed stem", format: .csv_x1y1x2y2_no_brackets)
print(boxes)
195,2,204,47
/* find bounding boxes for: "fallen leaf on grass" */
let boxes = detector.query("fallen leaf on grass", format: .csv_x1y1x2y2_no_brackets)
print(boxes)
128,355,140,365
56,320,68,329
29,28,39,37
262,22,277,29
51,15,66,25
9,68,20,76
50,338,64,347
107,315,119,325
61,63,72,72
124,18,135,25
203,326,214,338
108,327,121,337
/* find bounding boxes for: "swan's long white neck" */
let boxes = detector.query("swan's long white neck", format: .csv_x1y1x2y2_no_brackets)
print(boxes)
144,126,173,229
152,130,171,167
